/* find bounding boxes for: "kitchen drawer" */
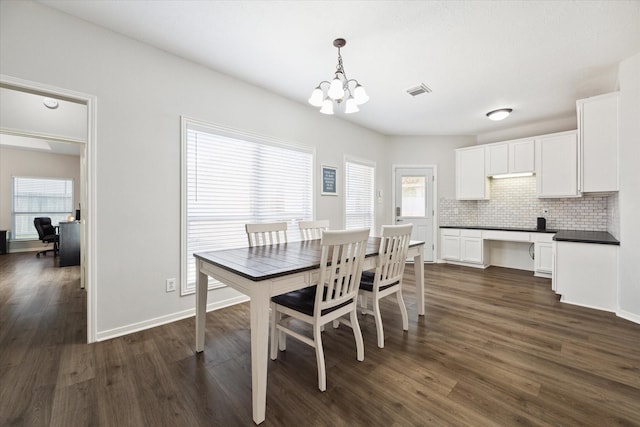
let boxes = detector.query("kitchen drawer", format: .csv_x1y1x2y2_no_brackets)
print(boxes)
461,229,482,238
442,228,461,236
532,232,555,243
483,230,530,242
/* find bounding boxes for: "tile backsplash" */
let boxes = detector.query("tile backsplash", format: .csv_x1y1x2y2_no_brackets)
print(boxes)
440,176,615,231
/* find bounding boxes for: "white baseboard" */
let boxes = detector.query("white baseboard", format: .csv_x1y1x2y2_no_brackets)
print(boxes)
8,248,40,253
534,271,552,279
559,297,616,315
617,309,640,325
559,298,640,325
441,260,488,269
95,294,250,342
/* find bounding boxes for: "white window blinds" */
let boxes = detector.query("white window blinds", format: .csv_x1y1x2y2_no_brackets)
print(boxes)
12,177,74,240
345,160,375,230
183,121,313,294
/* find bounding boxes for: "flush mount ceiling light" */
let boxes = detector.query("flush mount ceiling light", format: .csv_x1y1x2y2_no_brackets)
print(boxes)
486,108,512,121
308,38,369,115
43,97,59,109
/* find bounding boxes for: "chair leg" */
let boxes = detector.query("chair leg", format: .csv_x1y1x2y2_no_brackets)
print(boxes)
278,328,287,351
350,308,365,361
313,322,326,392
373,297,385,348
360,293,368,314
396,290,409,331
270,303,279,360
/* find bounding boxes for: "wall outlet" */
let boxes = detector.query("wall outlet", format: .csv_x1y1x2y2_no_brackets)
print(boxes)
166,278,177,292
542,208,549,215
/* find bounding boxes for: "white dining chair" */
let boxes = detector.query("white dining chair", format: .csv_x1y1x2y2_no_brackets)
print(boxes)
245,222,288,247
270,228,370,391
359,224,413,348
298,219,330,241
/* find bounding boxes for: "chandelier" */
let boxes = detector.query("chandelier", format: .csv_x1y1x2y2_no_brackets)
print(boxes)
308,38,369,115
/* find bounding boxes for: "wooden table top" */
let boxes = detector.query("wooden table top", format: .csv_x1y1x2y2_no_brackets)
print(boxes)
194,237,424,282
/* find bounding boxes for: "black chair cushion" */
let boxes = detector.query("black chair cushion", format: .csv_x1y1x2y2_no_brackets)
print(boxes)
42,234,59,243
359,270,399,292
272,286,353,316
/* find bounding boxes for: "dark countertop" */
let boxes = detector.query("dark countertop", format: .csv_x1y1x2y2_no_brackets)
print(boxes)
553,230,619,245
440,225,619,245
440,225,557,234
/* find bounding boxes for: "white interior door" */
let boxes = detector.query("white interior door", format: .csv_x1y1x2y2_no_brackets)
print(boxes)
394,167,434,262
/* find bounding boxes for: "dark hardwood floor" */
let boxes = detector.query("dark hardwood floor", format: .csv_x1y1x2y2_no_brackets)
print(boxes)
1,252,639,426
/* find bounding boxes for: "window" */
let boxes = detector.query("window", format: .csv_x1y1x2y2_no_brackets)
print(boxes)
12,177,74,240
345,159,375,230
182,120,313,294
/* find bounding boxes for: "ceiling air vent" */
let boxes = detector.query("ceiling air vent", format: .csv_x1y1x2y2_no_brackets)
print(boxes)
406,83,432,97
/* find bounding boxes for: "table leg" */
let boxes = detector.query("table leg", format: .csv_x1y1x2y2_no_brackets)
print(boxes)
195,260,208,352
414,247,425,316
250,286,270,424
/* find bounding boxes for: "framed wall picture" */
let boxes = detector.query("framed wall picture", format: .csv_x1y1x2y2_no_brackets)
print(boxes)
321,165,338,196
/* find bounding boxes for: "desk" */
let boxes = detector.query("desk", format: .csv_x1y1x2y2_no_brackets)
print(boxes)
59,221,80,267
194,237,424,424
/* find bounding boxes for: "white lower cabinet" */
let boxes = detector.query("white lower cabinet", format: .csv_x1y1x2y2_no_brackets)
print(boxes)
461,232,483,264
554,241,618,312
532,233,555,278
440,229,460,261
440,229,484,265
534,243,554,274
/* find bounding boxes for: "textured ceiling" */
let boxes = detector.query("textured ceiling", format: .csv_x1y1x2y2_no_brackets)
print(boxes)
38,0,640,136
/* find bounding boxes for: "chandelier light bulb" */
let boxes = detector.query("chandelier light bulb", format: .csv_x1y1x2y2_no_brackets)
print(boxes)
328,76,344,100
308,87,324,107
344,96,359,114
353,84,369,105
320,97,334,115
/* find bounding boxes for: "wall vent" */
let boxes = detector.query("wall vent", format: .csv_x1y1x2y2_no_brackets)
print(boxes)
406,83,432,97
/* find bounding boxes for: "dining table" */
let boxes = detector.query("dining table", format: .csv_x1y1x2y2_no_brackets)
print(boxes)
194,236,425,424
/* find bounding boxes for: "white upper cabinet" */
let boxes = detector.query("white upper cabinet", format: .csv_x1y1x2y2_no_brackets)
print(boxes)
456,146,489,200
577,92,619,193
485,139,535,176
509,139,535,173
485,143,509,175
536,131,579,198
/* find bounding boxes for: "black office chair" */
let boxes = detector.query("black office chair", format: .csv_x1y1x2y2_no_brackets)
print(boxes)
33,217,59,257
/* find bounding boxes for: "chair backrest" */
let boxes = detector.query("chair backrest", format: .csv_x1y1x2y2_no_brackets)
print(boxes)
33,217,55,240
298,219,330,241
315,228,370,316
245,222,288,247
373,224,413,288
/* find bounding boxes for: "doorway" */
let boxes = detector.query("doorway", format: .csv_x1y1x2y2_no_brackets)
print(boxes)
0,74,96,343
393,166,436,262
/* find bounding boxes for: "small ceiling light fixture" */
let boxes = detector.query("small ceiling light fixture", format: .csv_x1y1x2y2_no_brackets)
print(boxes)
308,38,369,115
43,97,59,109
486,108,512,121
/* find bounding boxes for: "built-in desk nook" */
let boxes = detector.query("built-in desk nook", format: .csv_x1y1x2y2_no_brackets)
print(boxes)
440,226,558,277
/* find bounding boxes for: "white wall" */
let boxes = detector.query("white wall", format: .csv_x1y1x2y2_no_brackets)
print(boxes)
0,147,81,250
386,135,476,199
476,115,577,144
0,1,390,338
618,52,640,322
